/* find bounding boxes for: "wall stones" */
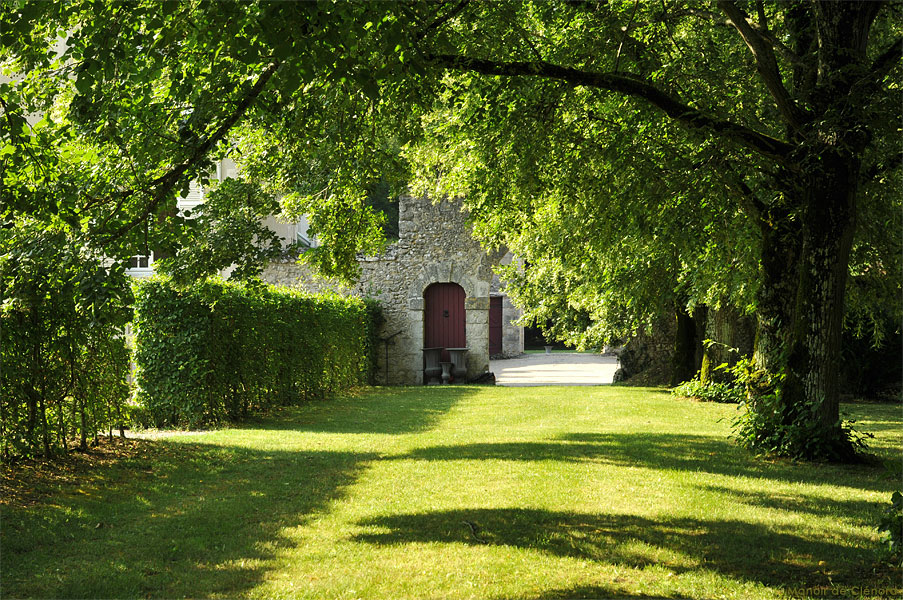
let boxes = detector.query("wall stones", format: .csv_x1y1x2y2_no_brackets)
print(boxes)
261,196,524,384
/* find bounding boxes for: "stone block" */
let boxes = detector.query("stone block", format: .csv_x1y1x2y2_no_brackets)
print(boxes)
427,264,440,285
449,263,463,286
408,297,424,311
465,296,490,311
473,281,490,297
466,311,489,326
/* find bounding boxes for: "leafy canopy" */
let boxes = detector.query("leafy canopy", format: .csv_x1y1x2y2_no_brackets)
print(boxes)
2,0,900,343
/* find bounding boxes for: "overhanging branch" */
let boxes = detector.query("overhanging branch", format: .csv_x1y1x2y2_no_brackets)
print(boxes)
427,53,794,162
870,36,903,81
96,62,280,246
716,157,768,226
415,0,470,42
717,0,806,131
657,7,807,70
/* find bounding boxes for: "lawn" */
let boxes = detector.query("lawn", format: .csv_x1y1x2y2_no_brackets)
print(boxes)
2,386,900,599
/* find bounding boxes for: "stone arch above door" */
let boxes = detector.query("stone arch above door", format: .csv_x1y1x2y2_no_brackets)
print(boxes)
407,261,490,301
406,261,492,384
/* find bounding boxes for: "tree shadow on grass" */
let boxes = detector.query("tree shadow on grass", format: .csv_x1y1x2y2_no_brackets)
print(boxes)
698,484,888,527
2,440,376,599
498,585,700,600
352,508,879,590
402,432,893,491
532,589,696,600
557,432,895,491
242,386,476,435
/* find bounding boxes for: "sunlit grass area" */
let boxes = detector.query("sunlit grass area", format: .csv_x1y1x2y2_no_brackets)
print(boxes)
3,387,900,599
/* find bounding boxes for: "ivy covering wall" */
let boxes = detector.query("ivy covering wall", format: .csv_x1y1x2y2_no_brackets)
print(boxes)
134,278,379,427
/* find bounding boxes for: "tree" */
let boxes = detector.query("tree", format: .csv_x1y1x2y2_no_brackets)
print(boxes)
404,1,902,460
2,0,900,460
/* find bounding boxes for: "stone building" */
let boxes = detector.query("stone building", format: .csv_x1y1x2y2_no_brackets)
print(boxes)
262,195,524,385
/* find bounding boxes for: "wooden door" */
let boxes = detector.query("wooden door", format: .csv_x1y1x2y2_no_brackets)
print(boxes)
489,296,503,356
424,282,466,361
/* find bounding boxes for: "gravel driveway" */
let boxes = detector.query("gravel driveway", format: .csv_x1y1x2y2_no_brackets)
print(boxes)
489,352,619,386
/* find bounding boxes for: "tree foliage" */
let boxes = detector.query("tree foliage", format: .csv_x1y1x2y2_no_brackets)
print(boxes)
2,0,900,460
156,179,284,284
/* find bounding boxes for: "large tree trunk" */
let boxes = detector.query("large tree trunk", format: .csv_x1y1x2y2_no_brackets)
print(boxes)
670,304,703,387
700,305,753,384
753,204,800,377
786,153,858,431
751,151,860,459
742,2,879,460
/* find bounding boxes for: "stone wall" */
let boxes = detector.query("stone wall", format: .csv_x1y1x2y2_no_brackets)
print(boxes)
490,253,524,359
500,293,524,358
261,196,523,384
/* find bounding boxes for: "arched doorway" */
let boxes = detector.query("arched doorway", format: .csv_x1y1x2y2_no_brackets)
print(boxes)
424,282,466,362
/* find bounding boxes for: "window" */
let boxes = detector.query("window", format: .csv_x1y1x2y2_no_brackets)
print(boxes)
125,252,154,276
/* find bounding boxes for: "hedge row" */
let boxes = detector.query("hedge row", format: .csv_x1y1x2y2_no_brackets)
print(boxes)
1,236,133,461
1,308,131,460
134,277,380,427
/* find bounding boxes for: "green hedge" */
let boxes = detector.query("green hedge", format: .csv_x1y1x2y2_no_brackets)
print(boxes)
133,277,380,427
1,308,131,460
1,231,133,462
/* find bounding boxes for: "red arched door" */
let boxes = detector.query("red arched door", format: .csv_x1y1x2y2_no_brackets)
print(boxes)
424,282,466,361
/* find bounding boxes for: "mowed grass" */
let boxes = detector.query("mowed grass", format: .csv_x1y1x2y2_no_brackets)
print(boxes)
2,386,900,599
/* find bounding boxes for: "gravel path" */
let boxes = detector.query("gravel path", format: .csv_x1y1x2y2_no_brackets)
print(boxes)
489,352,619,386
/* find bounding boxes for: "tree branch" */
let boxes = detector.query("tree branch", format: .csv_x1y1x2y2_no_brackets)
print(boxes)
716,157,767,225
666,7,806,70
755,0,768,32
415,0,470,42
615,0,640,72
427,53,794,162
717,0,806,131
869,36,903,81
97,62,280,246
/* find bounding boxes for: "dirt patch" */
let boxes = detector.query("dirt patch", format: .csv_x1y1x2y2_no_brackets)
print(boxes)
1,437,166,510
124,429,213,440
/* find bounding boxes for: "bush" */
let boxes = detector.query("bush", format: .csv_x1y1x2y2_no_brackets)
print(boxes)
133,277,380,427
1,225,133,462
728,359,871,462
878,491,903,567
672,377,743,403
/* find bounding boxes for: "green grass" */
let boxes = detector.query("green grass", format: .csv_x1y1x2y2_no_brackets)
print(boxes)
3,387,901,599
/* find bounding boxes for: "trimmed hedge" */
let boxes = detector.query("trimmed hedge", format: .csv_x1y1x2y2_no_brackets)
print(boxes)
134,277,380,427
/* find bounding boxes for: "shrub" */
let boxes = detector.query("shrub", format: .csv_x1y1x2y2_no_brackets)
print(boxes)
728,358,871,462
1,225,133,462
672,377,743,404
878,491,903,567
133,277,380,427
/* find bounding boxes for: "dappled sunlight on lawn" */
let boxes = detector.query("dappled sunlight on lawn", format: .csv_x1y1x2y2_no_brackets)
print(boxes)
3,386,899,599
350,507,876,588
2,441,376,598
